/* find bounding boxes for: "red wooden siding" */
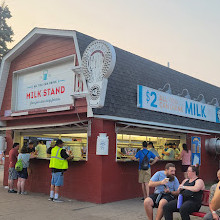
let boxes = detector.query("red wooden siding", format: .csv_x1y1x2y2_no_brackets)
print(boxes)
1,35,80,117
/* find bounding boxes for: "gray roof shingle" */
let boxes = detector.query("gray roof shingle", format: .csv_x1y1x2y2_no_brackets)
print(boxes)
76,32,220,132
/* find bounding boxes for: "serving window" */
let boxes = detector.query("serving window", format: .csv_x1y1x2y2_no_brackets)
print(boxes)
21,133,88,161
116,125,186,162
13,122,89,161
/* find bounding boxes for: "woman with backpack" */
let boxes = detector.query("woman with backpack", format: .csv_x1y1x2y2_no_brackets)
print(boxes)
17,146,37,194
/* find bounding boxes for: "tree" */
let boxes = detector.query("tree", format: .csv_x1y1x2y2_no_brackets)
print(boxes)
0,1,13,63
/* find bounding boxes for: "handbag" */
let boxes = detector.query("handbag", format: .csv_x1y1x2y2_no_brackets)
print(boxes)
181,189,194,199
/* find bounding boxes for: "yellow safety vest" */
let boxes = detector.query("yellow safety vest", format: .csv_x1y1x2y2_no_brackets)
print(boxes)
49,146,68,170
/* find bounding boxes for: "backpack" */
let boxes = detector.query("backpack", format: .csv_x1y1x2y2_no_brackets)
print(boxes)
140,151,150,170
15,159,23,172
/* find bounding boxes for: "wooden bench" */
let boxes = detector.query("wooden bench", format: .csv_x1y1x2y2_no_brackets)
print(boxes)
191,190,210,218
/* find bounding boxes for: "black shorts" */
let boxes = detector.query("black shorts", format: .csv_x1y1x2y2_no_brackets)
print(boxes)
149,193,175,208
17,168,28,179
181,165,190,172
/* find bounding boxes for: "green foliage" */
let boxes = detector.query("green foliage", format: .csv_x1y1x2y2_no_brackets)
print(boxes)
0,1,14,63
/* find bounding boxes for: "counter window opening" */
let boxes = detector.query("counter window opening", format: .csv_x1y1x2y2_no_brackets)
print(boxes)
18,132,88,161
116,132,186,162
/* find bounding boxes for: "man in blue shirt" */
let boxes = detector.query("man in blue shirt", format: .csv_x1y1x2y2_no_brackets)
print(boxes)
134,141,159,200
144,163,180,220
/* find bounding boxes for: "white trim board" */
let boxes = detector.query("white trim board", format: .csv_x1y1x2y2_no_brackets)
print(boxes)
94,115,220,135
0,120,88,131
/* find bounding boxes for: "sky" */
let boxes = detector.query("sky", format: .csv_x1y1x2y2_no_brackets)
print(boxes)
4,0,220,87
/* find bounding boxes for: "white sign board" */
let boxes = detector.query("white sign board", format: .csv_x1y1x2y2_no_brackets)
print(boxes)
14,62,74,111
82,40,116,108
137,85,220,123
96,133,109,155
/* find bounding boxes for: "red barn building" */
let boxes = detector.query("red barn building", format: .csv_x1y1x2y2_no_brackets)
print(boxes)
0,28,219,203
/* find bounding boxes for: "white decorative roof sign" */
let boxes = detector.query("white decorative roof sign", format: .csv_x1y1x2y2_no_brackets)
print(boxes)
82,40,116,108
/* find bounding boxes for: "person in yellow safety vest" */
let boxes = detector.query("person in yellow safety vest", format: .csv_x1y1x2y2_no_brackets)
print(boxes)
47,139,74,202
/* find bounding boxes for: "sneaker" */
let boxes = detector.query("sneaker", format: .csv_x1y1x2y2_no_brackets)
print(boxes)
17,191,21,194
53,198,64,203
48,197,53,201
141,197,145,201
8,189,17,193
21,191,28,195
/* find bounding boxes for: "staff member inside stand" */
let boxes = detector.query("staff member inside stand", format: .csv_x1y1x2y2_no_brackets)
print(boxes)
163,143,175,160
47,139,74,202
35,140,47,158
27,141,36,154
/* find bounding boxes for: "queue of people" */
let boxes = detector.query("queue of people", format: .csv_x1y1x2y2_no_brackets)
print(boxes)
7,139,74,202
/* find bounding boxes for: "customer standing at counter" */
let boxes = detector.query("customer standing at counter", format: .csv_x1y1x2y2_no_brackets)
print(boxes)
8,143,19,193
133,141,159,200
17,146,37,194
178,144,191,179
48,139,74,202
144,163,180,220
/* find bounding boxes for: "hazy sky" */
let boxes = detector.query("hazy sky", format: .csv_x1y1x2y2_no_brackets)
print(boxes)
4,0,220,87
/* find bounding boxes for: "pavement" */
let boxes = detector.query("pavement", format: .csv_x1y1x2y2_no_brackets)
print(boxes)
0,165,208,220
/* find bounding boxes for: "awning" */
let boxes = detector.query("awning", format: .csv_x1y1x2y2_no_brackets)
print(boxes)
116,122,210,136
0,120,88,131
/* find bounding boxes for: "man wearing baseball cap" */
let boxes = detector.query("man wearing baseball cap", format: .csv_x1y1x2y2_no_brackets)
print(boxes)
47,139,74,202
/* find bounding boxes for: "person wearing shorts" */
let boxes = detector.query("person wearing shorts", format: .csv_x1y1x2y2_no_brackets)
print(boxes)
47,139,73,202
17,146,37,195
8,143,19,193
144,163,180,220
51,172,64,187
133,141,158,200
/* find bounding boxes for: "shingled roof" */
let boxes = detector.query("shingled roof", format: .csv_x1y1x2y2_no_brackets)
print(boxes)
76,31,220,132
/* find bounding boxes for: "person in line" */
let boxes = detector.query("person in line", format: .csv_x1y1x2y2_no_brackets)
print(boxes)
178,143,191,179
148,142,160,158
35,140,47,158
47,139,74,202
163,165,205,220
0,150,4,165
204,169,220,220
8,143,19,193
17,146,37,194
210,180,220,218
162,143,175,160
133,141,159,200
0,137,7,165
144,163,179,220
